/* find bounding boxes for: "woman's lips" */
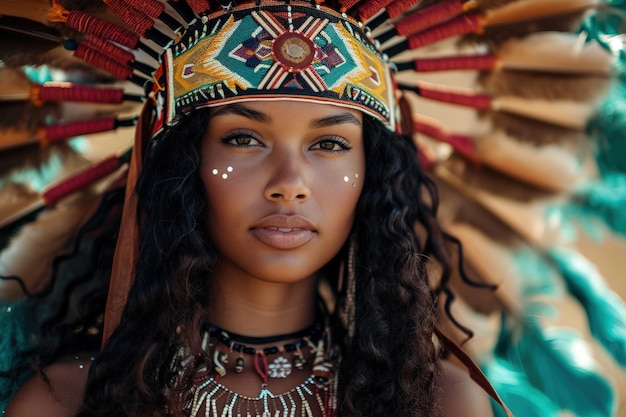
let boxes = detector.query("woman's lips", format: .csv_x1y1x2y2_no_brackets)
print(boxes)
251,215,316,249
251,227,315,249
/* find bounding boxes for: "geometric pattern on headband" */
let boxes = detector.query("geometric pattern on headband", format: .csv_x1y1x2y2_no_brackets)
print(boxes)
150,4,394,138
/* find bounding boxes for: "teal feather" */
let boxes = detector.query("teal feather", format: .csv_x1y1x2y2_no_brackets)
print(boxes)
480,249,618,417
546,173,626,240
579,8,626,63
573,173,626,237
587,87,626,176
484,357,560,417
582,8,626,176
493,314,616,417
549,247,626,368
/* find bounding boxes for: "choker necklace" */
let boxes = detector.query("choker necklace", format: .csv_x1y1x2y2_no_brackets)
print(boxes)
204,321,324,382
205,320,322,345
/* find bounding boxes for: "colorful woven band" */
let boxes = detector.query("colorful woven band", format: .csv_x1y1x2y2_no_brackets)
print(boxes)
149,2,396,138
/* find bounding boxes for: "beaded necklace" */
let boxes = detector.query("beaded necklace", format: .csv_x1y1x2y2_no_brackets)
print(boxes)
171,315,338,417
172,336,338,417
187,368,338,417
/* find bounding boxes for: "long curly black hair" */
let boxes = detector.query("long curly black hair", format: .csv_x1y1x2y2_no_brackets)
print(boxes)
78,109,452,417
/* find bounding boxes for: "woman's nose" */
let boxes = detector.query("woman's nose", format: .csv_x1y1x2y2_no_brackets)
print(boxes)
264,150,311,202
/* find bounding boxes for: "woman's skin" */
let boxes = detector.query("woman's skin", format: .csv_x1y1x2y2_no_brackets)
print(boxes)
5,101,494,417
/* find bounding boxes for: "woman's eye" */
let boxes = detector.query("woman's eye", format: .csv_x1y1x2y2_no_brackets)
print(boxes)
311,138,351,152
222,131,262,147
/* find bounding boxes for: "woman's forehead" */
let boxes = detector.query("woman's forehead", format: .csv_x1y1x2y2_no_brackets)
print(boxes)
209,100,364,121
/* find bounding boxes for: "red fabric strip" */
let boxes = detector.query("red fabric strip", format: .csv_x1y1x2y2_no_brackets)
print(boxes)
37,84,125,104
43,156,122,205
67,11,140,49
83,37,135,65
122,0,165,19
338,0,362,12
413,117,476,159
43,117,117,143
186,0,211,14
104,0,155,35
385,0,423,19
414,54,496,72
416,83,492,110
394,0,464,37
407,13,484,49
358,0,396,21
74,45,134,79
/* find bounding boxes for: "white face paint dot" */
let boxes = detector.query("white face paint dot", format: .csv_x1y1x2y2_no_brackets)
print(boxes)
354,173,359,178
227,166,233,172
353,182,357,188
212,169,219,175
343,176,350,182
222,173,228,179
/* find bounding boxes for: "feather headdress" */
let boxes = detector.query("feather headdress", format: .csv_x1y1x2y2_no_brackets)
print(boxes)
0,1,625,416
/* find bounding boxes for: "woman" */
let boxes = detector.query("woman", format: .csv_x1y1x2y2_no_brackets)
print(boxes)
6,99,495,417
5,1,504,416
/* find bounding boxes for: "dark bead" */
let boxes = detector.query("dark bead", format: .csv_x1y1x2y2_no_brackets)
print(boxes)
235,357,244,373
293,355,305,370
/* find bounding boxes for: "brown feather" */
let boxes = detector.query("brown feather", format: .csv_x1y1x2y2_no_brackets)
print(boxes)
0,68,34,101
466,11,587,45
0,191,102,300
480,70,610,102
439,154,552,202
488,112,587,146
0,102,61,131
0,34,87,69
435,176,521,246
0,26,61,66
491,32,614,75
484,0,601,26
443,223,517,316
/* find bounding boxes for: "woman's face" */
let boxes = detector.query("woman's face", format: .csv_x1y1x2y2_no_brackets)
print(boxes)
200,100,365,284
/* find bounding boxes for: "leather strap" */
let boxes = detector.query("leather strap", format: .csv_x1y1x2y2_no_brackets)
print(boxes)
102,98,154,345
435,326,515,417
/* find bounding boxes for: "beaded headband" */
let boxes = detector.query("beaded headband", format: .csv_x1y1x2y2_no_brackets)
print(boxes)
150,2,396,138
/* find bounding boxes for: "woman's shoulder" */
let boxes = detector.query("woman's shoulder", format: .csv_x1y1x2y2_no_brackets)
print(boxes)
437,359,495,417
4,352,94,417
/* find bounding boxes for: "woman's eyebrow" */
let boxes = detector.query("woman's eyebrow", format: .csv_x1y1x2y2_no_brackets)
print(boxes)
210,104,361,128
310,113,362,128
210,104,270,123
